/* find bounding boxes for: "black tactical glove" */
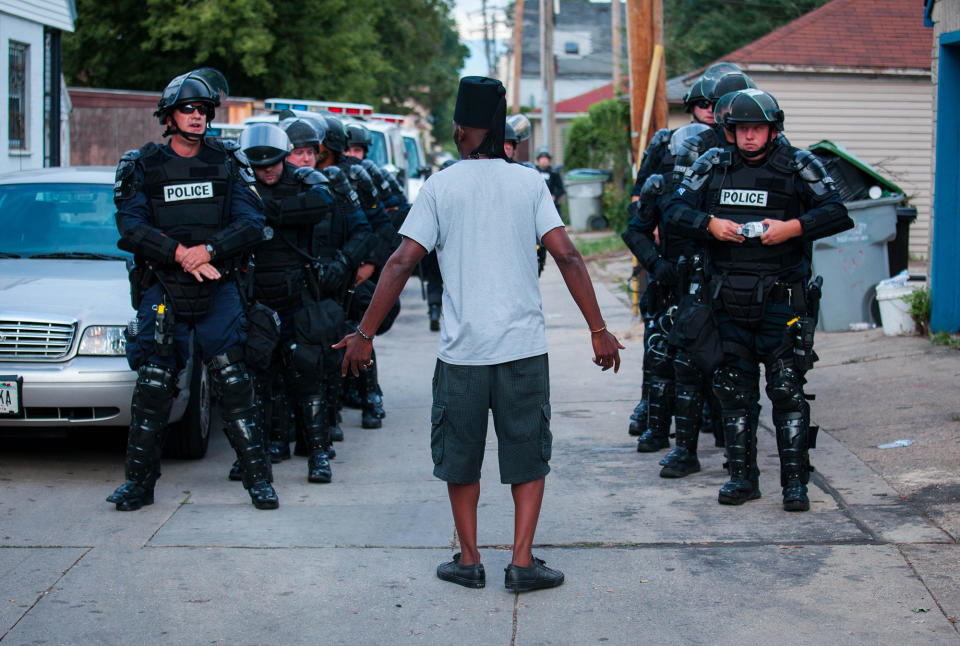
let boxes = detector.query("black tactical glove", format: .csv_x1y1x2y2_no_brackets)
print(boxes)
651,258,678,286
320,258,349,294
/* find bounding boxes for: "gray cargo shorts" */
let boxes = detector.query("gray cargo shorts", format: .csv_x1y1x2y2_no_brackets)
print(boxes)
430,354,552,485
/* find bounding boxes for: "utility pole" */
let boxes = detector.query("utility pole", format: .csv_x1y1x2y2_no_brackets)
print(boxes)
540,0,555,157
612,0,621,97
625,0,667,159
482,0,493,76
513,0,524,111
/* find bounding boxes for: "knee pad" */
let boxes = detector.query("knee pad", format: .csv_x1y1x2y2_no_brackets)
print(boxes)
208,350,255,416
673,351,701,386
712,366,757,413
766,365,806,415
132,363,177,413
648,350,674,379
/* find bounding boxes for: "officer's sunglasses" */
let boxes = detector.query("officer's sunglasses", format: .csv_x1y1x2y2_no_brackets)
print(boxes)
692,99,713,110
177,103,212,116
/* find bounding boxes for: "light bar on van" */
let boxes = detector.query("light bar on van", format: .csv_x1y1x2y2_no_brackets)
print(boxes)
373,113,406,125
264,98,374,118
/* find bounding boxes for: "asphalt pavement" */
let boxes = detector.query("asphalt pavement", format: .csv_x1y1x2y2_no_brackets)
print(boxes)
1,260,958,645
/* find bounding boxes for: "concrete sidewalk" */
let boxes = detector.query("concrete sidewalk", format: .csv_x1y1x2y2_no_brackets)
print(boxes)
0,262,957,645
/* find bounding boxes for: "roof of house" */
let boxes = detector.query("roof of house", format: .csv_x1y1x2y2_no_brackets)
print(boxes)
715,0,930,72
519,0,627,78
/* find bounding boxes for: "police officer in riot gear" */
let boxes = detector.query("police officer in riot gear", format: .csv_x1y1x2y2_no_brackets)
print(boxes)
242,122,372,483
622,65,745,440
666,90,852,510
536,148,565,205
108,68,277,511
279,115,373,443
318,115,399,430
621,120,713,470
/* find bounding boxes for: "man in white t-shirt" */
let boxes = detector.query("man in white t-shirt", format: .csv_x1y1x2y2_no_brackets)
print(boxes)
335,76,623,592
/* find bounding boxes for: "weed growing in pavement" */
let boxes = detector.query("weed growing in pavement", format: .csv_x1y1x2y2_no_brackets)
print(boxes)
930,331,960,350
904,286,931,335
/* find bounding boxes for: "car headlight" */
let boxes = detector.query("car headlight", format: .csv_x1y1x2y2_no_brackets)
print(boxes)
78,326,127,356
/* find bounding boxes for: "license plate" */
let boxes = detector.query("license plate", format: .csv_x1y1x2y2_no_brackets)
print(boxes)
0,375,23,416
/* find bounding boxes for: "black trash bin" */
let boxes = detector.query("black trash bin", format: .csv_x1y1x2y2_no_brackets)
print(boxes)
889,206,917,276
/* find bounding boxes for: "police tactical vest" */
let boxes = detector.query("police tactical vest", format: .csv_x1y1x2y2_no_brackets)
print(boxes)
254,164,342,310
141,142,230,248
139,140,233,322
705,145,807,325
649,132,701,263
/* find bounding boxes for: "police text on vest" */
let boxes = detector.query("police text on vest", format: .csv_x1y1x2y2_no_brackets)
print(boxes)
719,189,768,207
164,182,214,202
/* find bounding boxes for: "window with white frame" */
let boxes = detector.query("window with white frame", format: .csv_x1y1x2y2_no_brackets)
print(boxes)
9,41,29,151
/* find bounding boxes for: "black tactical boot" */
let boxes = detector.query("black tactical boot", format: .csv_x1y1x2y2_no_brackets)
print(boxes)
660,383,702,478
718,413,760,505
107,364,176,511
429,303,441,332
342,375,364,409
210,354,278,510
636,377,673,452
266,375,290,461
300,396,332,483
628,379,650,436
361,351,385,429
325,378,344,442
776,413,813,512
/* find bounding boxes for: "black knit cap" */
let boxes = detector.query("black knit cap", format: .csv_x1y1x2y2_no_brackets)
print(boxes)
454,76,508,159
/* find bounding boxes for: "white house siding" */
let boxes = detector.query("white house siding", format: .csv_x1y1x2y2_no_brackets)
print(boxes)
0,12,45,173
0,0,73,32
748,71,934,260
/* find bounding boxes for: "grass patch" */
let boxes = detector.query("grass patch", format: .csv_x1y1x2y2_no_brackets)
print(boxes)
573,233,626,258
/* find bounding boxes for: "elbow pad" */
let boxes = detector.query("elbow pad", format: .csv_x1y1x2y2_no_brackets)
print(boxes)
322,166,363,212
666,203,712,240
621,229,660,271
799,202,853,241
681,147,729,193
207,221,265,259
126,225,178,263
361,159,393,196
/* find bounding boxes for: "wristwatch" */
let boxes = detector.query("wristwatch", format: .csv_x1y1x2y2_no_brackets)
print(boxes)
204,244,216,258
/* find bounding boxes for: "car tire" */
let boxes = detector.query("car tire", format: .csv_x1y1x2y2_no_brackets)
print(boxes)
164,360,211,460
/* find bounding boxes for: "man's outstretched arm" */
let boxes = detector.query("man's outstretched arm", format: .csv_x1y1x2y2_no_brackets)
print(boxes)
333,237,428,376
541,227,625,372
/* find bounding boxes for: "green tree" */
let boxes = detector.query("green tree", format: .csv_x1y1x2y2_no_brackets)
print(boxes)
63,0,467,144
664,0,831,77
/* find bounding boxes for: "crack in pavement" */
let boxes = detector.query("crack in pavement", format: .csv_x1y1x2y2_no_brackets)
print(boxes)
0,547,92,643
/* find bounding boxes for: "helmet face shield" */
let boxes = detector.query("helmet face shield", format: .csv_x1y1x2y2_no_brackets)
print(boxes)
280,117,323,149
506,113,531,142
668,122,711,157
346,124,373,148
240,123,291,167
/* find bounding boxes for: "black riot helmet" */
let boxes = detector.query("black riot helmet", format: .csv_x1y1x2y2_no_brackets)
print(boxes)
240,122,290,167
683,62,744,112
707,72,756,103
280,117,323,150
504,122,518,144
723,89,785,131
345,123,373,151
323,115,347,153
506,113,531,142
154,68,228,139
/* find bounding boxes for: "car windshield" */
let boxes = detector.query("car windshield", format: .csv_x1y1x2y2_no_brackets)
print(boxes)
403,137,421,178
0,182,129,259
368,131,388,167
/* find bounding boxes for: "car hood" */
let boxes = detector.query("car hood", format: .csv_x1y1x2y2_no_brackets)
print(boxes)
0,259,135,325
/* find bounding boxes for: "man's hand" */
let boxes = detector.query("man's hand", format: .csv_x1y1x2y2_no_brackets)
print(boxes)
707,217,745,243
179,244,212,273
332,332,373,377
354,263,376,287
189,263,221,282
760,219,802,246
592,330,626,372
